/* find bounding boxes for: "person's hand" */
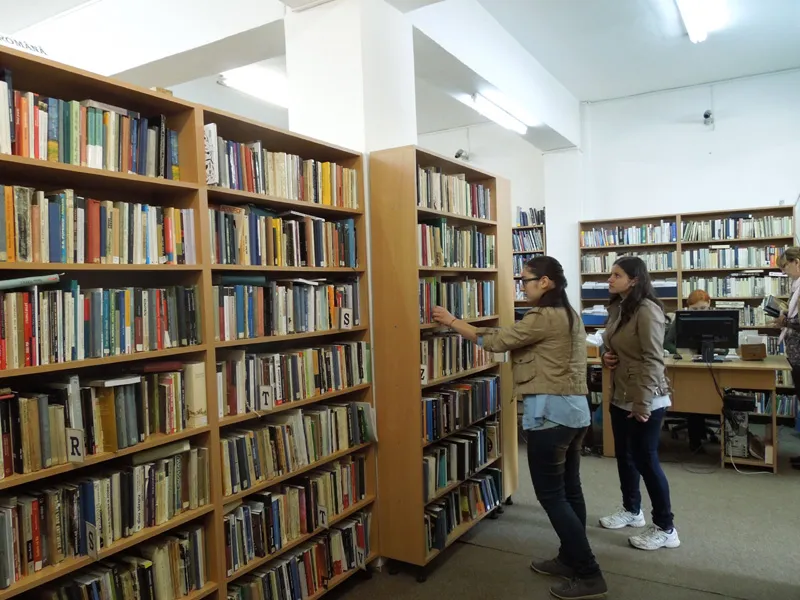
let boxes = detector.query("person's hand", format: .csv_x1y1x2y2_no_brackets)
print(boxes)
776,314,787,328
432,306,456,326
602,351,619,370
627,412,649,423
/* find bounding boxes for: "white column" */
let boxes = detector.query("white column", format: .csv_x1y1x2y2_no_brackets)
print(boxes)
284,0,418,152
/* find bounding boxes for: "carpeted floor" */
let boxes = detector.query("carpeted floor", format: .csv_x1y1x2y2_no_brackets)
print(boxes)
333,428,800,600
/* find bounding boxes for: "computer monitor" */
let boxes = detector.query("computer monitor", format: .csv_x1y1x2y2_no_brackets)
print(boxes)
674,309,740,363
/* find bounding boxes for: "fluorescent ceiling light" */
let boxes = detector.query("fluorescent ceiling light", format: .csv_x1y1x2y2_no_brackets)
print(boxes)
674,0,730,44
479,89,539,127
466,93,528,135
218,64,289,108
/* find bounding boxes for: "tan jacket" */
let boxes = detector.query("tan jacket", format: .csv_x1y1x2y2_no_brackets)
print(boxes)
602,299,671,417
477,307,588,396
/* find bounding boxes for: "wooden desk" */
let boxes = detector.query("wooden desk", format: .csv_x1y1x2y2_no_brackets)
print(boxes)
598,355,790,472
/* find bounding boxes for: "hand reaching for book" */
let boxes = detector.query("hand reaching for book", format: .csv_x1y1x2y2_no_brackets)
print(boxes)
432,306,456,326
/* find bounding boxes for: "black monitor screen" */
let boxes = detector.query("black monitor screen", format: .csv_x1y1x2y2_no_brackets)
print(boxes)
674,309,740,354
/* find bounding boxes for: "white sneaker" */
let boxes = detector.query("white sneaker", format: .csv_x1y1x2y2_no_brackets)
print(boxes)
628,525,681,550
598,507,646,530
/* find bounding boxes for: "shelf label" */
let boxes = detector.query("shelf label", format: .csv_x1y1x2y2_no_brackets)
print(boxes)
318,505,328,528
339,308,353,330
66,428,85,463
259,386,273,411
86,522,98,558
420,364,429,384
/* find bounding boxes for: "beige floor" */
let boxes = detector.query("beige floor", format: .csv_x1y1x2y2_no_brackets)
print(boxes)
334,431,800,600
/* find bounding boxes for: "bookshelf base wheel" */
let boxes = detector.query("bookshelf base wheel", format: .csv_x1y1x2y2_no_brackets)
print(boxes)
505,496,514,506
388,561,400,575
416,567,428,583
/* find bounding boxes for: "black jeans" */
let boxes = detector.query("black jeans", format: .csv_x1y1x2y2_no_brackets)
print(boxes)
527,426,601,579
609,404,674,531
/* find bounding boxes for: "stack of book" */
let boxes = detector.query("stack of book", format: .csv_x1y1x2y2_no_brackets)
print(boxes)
419,277,495,324
0,186,196,265
221,404,376,496
211,278,360,341
416,167,491,220
224,454,367,575
512,228,544,253
420,333,492,382
424,469,501,553
681,216,793,241
209,206,356,268
681,245,787,270
0,441,208,590
417,221,496,269
581,251,676,274
217,342,371,417
682,274,790,298
0,282,201,370
227,512,371,598
203,124,358,209
0,77,180,179
776,394,797,418
516,207,545,226
715,300,774,327
580,221,677,248
422,423,494,501
422,376,499,443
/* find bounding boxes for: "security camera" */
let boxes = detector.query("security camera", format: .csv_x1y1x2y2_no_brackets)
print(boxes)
454,149,469,160
703,110,714,126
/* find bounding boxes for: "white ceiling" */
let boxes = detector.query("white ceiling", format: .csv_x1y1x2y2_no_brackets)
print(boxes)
479,0,800,101
2,0,91,33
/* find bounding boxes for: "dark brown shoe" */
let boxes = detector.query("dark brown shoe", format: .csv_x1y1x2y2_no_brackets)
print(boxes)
550,575,608,599
530,557,575,580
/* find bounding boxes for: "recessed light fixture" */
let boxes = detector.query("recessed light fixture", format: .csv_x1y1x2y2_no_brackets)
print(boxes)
467,93,528,135
218,65,289,108
675,0,729,44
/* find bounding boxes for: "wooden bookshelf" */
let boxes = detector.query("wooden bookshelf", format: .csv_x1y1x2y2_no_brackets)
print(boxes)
513,209,546,305
578,205,795,330
369,146,515,574
0,46,376,600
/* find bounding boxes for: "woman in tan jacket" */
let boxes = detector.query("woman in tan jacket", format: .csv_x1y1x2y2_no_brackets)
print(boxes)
433,256,606,600
600,256,679,551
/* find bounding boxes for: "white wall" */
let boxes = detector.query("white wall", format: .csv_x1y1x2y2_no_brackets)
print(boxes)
418,122,544,221
169,76,289,129
582,70,800,220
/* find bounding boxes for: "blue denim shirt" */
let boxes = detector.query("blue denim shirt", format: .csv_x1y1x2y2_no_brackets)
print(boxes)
522,394,591,431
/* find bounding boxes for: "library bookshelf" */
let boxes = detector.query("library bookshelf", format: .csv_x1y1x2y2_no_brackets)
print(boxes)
0,46,377,600
369,146,516,577
513,211,546,306
578,205,795,332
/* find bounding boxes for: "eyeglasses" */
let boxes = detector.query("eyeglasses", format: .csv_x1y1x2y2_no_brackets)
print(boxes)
520,277,540,284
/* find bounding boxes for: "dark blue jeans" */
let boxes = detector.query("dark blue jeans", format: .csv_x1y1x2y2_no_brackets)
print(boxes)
527,426,601,579
609,404,674,530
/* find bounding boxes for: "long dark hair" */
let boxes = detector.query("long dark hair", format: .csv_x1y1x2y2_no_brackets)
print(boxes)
610,256,664,326
526,255,577,334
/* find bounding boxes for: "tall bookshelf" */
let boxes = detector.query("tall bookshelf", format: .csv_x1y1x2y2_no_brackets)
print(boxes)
369,146,516,578
513,208,546,307
0,46,377,600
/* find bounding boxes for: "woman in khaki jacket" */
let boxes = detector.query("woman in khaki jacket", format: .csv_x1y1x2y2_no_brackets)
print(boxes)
600,256,680,551
433,256,606,600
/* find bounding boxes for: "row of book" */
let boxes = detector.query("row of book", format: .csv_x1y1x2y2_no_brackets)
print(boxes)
681,216,793,242
0,186,196,265
416,167,491,220
516,207,545,226
0,75,180,179
776,369,794,389
0,440,207,589
682,275,790,299
418,221,496,269
39,525,206,600
216,342,371,418
580,221,677,248
425,469,502,553
423,423,497,501
419,277,496,324
212,278,360,341
512,229,544,252
221,404,377,497
204,124,359,209
224,454,367,575
227,512,371,600
581,251,677,274
681,245,787,270
776,394,798,418
0,364,207,478
714,301,778,328
422,376,500,443
0,283,201,371
420,333,492,383
209,205,356,268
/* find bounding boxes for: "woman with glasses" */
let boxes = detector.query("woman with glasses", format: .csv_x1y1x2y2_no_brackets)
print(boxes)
776,248,800,469
432,255,607,600
663,289,711,354
600,256,679,551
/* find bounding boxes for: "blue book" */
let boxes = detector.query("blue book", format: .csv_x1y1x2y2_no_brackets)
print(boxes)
123,385,138,447
59,193,67,263
47,98,58,160
102,289,110,357
80,480,95,553
344,218,356,267
426,401,433,441
242,505,254,559
138,117,149,175
71,280,80,361
168,129,179,181
271,498,282,550
235,285,245,338
114,386,127,449
47,199,60,262
130,118,139,174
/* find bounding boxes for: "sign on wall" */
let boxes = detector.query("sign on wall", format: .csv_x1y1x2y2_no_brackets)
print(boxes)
0,35,47,57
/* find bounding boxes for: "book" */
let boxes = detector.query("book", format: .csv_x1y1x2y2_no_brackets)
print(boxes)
419,277,495,323
418,219,496,268
417,166,491,219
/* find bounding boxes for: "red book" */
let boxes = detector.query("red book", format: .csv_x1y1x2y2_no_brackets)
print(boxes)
30,497,41,571
160,292,168,348
0,390,14,476
244,147,254,193
0,293,6,371
155,289,163,350
86,199,101,263
164,210,173,263
22,292,31,367
302,550,314,593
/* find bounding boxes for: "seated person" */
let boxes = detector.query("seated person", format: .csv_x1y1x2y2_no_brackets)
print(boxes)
663,289,713,452
664,289,711,353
